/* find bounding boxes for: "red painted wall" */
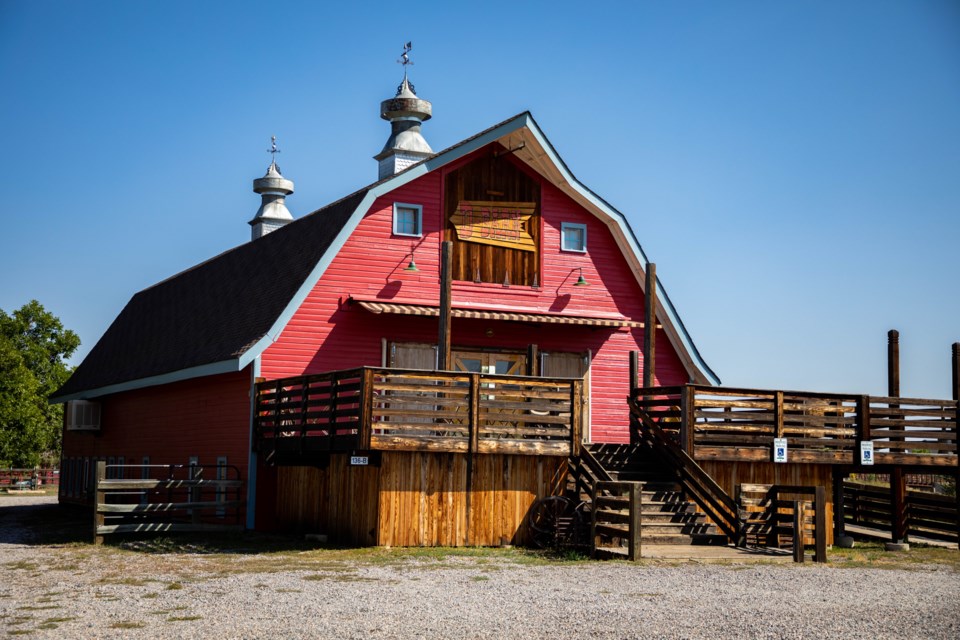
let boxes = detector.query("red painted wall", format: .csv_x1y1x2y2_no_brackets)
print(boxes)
61,369,252,483
263,147,689,443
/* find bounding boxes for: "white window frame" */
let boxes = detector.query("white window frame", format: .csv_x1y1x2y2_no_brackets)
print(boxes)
560,222,588,253
392,203,423,237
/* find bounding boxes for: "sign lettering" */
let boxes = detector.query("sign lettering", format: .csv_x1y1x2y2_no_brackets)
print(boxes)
773,438,788,463
450,201,536,252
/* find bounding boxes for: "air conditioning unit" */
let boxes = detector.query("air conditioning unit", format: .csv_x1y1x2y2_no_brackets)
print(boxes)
66,400,101,431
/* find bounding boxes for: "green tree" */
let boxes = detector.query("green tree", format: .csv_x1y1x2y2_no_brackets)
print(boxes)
0,301,80,467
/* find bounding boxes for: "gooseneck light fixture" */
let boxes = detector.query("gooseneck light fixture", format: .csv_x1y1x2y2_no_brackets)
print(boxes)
404,243,419,272
574,267,589,287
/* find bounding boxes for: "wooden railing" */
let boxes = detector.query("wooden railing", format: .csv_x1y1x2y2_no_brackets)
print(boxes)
737,483,827,562
591,480,642,561
255,367,583,460
631,385,958,468
93,462,244,544
843,480,958,544
630,402,743,545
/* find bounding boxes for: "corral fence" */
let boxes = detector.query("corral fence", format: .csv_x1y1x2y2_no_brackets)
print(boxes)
737,483,828,563
93,462,245,544
843,480,958,544
1,468,59,490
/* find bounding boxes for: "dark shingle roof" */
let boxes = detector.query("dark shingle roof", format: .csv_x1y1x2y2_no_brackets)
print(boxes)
53,189,368,399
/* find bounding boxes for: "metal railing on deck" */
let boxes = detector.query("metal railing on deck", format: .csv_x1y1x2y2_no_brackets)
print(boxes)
630,385,958,468
255,367,583,460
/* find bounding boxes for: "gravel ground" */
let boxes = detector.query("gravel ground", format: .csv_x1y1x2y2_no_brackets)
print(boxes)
2,496,958,639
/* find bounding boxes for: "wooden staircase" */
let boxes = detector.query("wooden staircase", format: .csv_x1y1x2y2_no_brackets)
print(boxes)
574,444,728,557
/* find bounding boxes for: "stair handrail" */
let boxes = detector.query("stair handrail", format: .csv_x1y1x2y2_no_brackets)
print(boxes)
630,399,744,545
569,446,613,504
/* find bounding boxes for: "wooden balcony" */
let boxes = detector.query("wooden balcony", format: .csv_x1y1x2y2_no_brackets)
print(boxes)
254,367,584,462
631,385,958,469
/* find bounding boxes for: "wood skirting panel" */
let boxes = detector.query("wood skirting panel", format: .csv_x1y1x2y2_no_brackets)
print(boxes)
699,460,836,546
274,453,567,548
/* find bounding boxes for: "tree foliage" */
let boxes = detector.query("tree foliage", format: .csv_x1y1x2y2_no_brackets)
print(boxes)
0,301,80,467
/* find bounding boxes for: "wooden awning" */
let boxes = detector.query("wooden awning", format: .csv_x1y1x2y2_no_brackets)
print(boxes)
351,299,645,328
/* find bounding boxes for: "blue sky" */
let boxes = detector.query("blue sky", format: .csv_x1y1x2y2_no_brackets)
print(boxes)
1,1,958,398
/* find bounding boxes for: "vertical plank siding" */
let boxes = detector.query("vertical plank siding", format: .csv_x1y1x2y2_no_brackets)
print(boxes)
274,453,566,547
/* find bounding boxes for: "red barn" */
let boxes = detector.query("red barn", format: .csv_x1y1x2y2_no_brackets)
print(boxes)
53,75,719,545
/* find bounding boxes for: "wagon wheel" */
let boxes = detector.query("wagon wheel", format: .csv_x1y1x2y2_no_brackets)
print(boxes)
528,495,582,550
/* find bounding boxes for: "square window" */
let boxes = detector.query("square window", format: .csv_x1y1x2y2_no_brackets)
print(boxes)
393,203,422,237
561,223,587,253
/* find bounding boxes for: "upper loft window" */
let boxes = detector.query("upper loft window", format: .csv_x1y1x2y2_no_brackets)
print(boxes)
393,203,423,237
66,400,101,431
561,223,587,253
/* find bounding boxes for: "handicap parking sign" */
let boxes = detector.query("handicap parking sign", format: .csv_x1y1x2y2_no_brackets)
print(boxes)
860,441,874,466
773,437,788,463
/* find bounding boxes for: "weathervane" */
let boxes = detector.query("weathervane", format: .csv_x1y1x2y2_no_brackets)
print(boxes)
267,135,281,160
396,42,415,94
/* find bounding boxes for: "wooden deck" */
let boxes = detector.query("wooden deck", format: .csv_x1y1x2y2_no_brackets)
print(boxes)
631,385,958,469
254,367,583,463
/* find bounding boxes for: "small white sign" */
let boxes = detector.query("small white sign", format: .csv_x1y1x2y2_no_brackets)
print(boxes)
350,456,369,466
773,438,788,463
860,441,874,466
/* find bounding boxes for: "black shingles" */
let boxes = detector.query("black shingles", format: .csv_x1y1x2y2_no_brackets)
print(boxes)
53,189,368,398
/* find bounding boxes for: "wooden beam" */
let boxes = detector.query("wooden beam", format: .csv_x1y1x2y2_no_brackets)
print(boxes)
952,342,959,402
832,468,846,543
888,329,900,397
890,467,908,543
629,351,639,392
527,344,539,376
93,460,106,545
438,240,453,370
628,483,642,561
643,264,657,388
814,485,827,563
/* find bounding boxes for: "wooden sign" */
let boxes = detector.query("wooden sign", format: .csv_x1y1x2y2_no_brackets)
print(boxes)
450,201,536,252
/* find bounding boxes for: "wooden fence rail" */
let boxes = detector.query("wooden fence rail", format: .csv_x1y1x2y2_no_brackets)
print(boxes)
631,385,958,468
842,480,958,544
737,483,827,562
93,462,245,544
255,367,583,461
0,468,58,490
591,481,642,561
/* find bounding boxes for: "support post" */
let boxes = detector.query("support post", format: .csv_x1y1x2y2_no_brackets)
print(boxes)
570,379,584,455
438,241,453,371
887,329,900,398
890,467,908,544
358,368,374,450
952,342,959,402
793,500,804,563
832,468,847,544
680,385,695,455
93,460,106,545
773,391,785,439
814,485,827,563
629,350,640,392
643,264,657,389
953,344,959,545
527,344,539,377
628,483,642,561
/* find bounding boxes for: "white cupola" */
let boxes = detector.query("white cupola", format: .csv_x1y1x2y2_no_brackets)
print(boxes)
374,43,433,180
249,136,294,240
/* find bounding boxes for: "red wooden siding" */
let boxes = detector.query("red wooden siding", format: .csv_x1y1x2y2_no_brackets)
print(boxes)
262,147,689,443
61,369,252,476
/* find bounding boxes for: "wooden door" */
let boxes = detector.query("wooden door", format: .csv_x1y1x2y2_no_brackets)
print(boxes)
541,351,591,442
452,350,526,376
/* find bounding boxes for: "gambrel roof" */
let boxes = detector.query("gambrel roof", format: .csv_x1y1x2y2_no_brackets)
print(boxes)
52,113,719,402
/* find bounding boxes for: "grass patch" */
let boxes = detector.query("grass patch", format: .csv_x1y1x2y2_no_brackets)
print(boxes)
4,561,39,571
302,572,376,583
100,576,152,586
37,616,76,629
829,541,960,570
111,621,146,630
470,575,490,582
166,581,185,590
168,615,203,622
17,605,60,612
142,592,159,599
275,588,302,593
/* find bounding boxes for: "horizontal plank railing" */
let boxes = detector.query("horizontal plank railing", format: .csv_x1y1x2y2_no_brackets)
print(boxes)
843,480,958,544
93,462,245,544
255,367,582,460
591,480,642,561
737,483,827,562
630,385,958,468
